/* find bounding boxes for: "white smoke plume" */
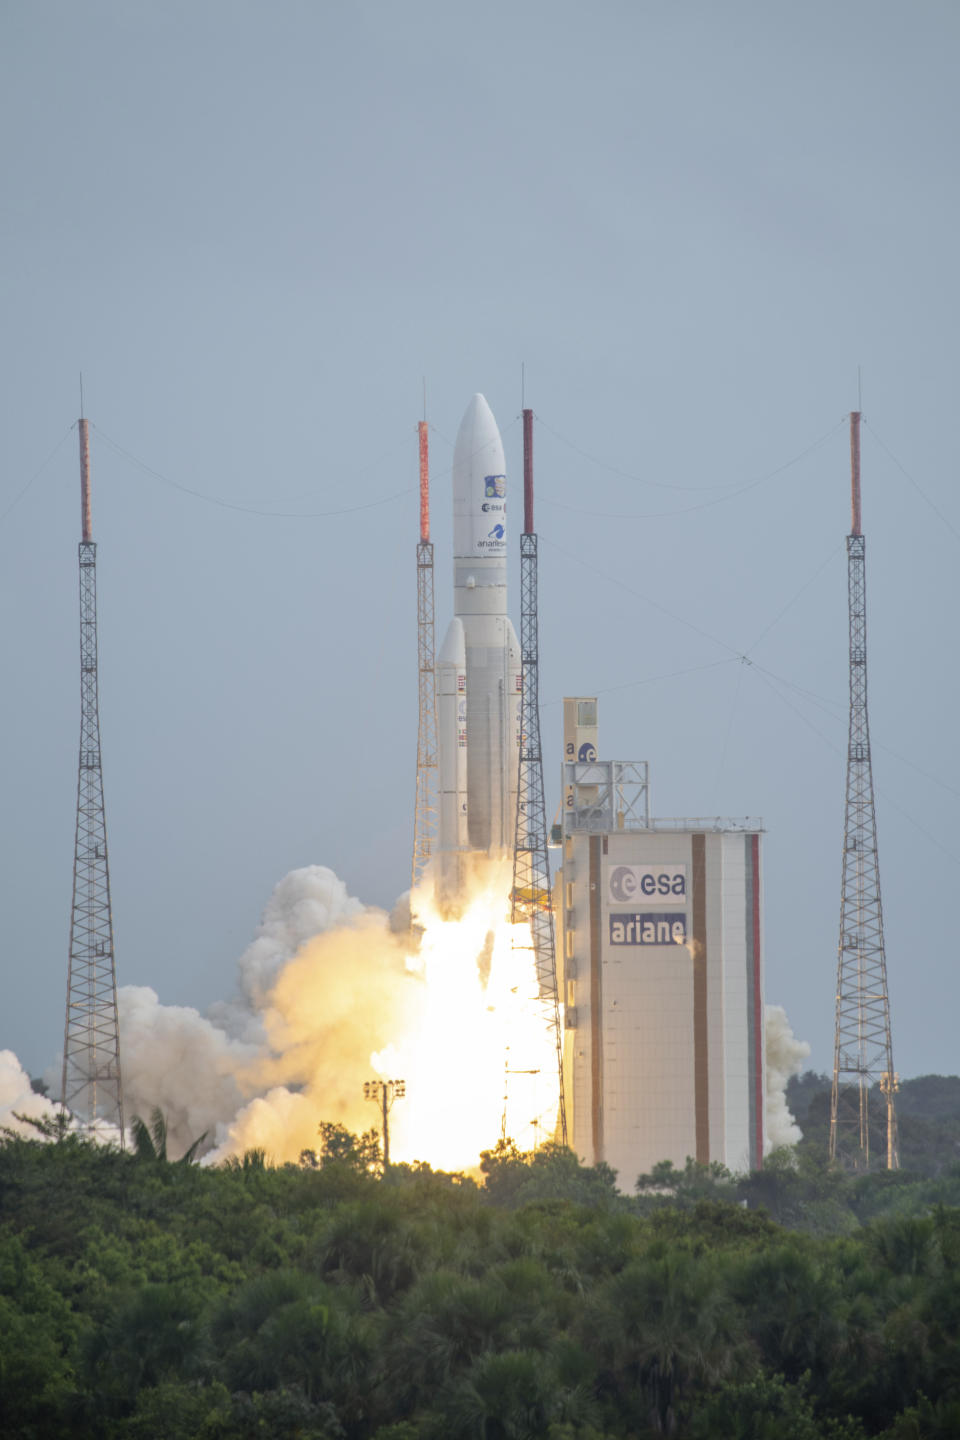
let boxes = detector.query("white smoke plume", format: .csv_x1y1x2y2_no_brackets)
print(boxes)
118,864,392,1160
115,856,553,1168
12,862,525,1165
207,865,365,1042
764,1003,811,1150
13,871,801,1171
118,987,257,1153
203,906,417,1163
0,1049,60,1136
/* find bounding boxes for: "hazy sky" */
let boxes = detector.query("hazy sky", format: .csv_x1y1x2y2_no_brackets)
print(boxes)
2,0,958,1083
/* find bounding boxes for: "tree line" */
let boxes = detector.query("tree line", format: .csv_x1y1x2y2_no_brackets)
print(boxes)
1,1097,959,1438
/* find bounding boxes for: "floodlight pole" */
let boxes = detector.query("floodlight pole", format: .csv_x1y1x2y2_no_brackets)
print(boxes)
363,1078,406,1170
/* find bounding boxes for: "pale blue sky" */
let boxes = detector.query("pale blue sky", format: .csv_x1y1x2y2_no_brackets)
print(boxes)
2,0,958,1081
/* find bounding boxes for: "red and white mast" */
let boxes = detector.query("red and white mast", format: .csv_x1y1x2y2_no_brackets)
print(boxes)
412,418,439,894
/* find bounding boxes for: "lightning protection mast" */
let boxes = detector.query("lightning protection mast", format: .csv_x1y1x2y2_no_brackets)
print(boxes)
61,418,125,1141
511,408,567,1145
412,420,439,893
829,411,898,1171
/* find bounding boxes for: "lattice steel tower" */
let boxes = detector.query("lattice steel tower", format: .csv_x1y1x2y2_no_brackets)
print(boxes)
412,420,438,892
829,411,898,1171
511,408,567,1144
61,418,125,1138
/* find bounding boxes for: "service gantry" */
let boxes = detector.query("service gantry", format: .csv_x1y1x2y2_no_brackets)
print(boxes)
511,408,567,1145
61,418,125,1139
829,411,898,1171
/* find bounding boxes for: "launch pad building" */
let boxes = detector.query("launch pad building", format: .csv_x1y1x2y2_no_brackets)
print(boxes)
557,700,765,1184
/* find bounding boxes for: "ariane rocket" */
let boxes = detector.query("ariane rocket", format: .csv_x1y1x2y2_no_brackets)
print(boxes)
437,394,521,905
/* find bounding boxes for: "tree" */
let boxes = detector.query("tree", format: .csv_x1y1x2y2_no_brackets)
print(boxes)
80,1282,208,1411
131,1107,208,1165
0,1233,78,1435
730,1242,850,1396
582,1249,748,1434
689,1371,867,1439
301,1122,382,1176
480,1139,620,1209
634,1158,739,1211
433,1348,592,1440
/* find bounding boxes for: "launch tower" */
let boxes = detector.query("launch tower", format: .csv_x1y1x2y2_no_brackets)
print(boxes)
829,411,898,1171
412,420,438,891
510,409,567,1144
61,418,125,1138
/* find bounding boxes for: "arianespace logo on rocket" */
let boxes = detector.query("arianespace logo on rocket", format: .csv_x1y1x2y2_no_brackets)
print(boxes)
608,864,686,906
477,524,505,551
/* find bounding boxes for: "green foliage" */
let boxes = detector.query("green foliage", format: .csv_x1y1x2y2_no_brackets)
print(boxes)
480,1138,621,1209
583,1246,750,1433
0,1230,79,1434
787,1072,960,1180
428,1345,593,1439
635,1157,739,1210
226,1385,345,1438
879,1392,960,1439
689,1372,867,1439
738,1147,860,1236
130,1106,209,1164
120,1378,233,1439
2,1116,960,1437
307,1120,383,1175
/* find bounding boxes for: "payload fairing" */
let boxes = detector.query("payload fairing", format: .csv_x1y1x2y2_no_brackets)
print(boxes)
437,395,521,903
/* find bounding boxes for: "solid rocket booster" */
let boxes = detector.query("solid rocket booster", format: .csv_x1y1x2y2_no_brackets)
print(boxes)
437,395,521,898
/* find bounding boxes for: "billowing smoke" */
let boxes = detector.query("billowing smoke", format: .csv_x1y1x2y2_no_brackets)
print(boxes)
19,865,383,1159
0,1049,60,1136
207,866,365,1043
8,871,813,1170
764,1003,810,1150
204,906,417,1163
10,861,547,1167
116,865,407,1160
118,987,256,1153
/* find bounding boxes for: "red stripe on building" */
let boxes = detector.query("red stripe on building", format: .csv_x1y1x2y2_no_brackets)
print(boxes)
751,833,764,1168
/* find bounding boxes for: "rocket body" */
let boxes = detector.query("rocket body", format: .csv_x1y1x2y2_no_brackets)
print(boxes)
437,395,521,903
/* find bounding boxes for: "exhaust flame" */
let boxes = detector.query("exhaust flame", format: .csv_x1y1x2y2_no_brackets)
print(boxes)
200,859,559,1171
12,859,810,1175
382,858,561,1170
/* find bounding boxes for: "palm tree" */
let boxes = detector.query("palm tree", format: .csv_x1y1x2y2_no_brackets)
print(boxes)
81,1283,208,1407
583,1250,748,1434
129,1107,208,1164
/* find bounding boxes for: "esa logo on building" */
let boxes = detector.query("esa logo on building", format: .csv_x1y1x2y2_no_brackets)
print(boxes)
608,864,686,905
565,741,597,761
609,913,687,946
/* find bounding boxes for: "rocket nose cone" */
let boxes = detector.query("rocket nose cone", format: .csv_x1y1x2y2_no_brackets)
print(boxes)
453,393,504,481
452,392,508,567
465,392,492,421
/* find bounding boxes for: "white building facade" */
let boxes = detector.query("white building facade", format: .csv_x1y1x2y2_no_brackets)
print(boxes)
557,701,765,1186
